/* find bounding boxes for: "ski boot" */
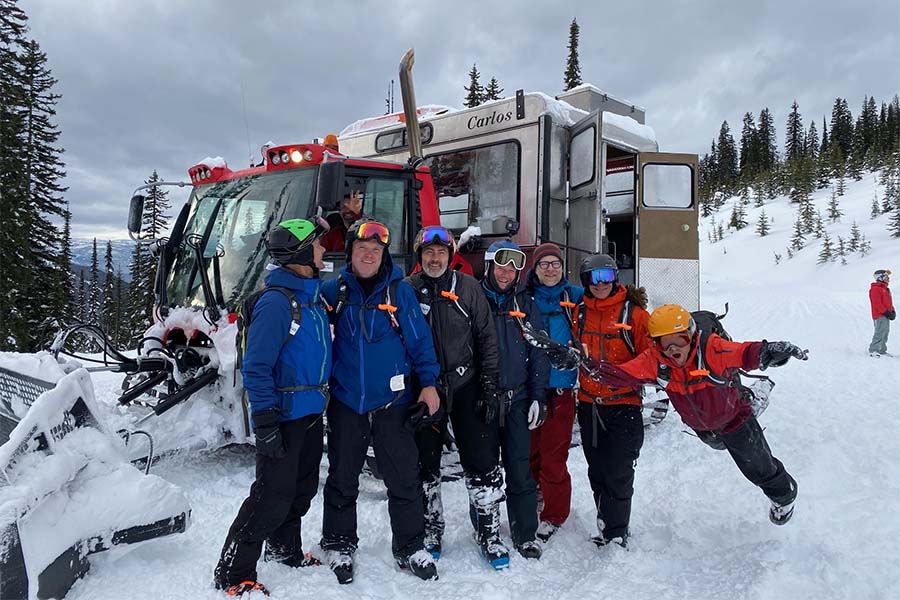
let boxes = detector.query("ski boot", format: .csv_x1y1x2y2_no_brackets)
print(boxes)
224,580,270,597
481,534,510,570
264,545,322,568
591,534,628,549
536,520,559,543
424,537,442,561
324,550,354,585
396,549,439,580
769,479,798,526
516,540,542,560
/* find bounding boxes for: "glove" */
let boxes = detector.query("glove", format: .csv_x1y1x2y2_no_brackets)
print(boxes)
885,309,896,321
252,410,285,459
406,401,445,431
546,345,581,371
527,399,547,430
758,340,809,370
478,388,501,423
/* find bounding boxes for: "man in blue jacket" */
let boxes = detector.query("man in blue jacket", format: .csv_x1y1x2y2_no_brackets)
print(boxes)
214,219,332,597
480,240,550,559
524,242,584,544
320,219,441,584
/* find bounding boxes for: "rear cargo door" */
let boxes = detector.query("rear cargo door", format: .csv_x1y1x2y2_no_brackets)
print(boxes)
565,110,603,277
635,152,700,310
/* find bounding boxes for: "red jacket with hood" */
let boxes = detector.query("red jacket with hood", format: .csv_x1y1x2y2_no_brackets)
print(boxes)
593,334,763,433
869,281,894,320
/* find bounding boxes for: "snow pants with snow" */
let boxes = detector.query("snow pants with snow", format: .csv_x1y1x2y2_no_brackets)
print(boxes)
214,414,324,588
577,402,644,541
415,377,502,546
321,399,425,560
700,416,797,506
869,316,890,354
499,394,539,547
529,388,576,526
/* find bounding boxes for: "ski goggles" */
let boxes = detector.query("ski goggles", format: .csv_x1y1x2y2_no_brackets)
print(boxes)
489,248,526,270
353,220,390,246
417,225,453,247
654,333,692,355
585,267,617,285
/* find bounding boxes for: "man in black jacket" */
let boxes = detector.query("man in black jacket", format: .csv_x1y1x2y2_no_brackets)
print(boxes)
406,226,509,569
480,240,550,560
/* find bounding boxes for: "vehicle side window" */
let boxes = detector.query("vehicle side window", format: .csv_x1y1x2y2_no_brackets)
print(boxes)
425,141,520,235
362,177,407,254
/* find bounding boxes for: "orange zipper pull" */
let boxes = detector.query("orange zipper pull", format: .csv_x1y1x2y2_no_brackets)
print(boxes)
560,300,577,309
377,303,398,313
509,310,526,318
614,323,632,331
441,290,459,301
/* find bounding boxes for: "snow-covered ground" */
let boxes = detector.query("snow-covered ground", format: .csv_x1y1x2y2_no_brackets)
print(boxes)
55,172,900,600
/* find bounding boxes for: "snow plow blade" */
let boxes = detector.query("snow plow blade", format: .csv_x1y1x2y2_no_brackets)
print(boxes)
0,354,191,600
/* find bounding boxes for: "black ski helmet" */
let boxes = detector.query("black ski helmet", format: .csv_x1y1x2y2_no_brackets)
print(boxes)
266,218,326,268
413,225,455,264
579,253,618,289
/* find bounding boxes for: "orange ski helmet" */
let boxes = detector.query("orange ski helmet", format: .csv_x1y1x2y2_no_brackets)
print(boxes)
648,304,696,338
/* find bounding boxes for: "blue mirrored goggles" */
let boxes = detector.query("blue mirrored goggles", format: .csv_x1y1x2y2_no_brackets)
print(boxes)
587,267,617,285
418,225,453,247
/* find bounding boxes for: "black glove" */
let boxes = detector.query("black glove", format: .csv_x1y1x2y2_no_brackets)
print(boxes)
885,309,896,321
527,399,548,430
406,401,445,431
478,388,501,423
546,345,581,371
252,410,285,459
758,340,809,370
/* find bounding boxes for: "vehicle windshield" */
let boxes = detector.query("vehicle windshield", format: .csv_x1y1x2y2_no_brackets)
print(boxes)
167,167,318,310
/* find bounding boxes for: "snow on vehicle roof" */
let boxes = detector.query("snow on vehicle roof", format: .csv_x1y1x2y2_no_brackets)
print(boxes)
559,83,647,114
196,156,227,169
603,111,658,151
339,105,455,138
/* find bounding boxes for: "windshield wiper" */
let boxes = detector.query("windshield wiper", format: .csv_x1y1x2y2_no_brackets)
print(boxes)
184,198,225,323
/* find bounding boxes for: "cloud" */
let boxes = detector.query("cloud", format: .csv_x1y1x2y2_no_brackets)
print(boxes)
23,0,900,240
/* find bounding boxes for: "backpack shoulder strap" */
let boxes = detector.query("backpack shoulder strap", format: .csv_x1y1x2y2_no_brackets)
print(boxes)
380,279,406,346
617,299,637,356
326,275,351,324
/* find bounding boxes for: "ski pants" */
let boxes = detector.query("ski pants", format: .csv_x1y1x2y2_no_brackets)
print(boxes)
321,398,425,559
696,416,797,506
577,402,643,540
529,388,576,526
415,378,502,544
499,393,539,547
869,316,890,354
214,414,324,587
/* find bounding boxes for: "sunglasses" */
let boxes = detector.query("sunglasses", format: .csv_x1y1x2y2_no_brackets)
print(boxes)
537,260,563,270
354,221,390,246
418,225,453,246
587,267,617,285
490,248,526,270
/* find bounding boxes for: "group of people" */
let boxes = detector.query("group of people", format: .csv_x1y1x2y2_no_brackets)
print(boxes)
212,218,810,597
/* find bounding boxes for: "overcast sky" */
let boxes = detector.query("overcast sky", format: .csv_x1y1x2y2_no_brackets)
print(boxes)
24,0,900,240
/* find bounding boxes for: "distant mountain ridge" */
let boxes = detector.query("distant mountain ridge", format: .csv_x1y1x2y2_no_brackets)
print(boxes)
71,239,135,281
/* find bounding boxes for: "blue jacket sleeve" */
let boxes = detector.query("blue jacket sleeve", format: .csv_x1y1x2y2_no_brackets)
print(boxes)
524,294,551,402
396,280,440,388
241,292,290,416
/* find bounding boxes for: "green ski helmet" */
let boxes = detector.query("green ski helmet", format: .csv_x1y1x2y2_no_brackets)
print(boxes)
265,217,329,268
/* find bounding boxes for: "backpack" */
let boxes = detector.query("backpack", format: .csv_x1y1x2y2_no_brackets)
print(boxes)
235,286,309,372
574,295,638,357
656,303,774,417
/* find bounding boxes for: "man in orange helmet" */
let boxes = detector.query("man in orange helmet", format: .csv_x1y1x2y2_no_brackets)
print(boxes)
588,304,807,526
570,253,651,548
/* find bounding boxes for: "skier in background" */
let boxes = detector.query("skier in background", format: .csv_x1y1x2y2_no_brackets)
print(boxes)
868,269,895,357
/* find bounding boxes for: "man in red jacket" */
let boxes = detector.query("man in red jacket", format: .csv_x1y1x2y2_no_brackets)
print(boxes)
869,269,895,357
589,304,808,526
